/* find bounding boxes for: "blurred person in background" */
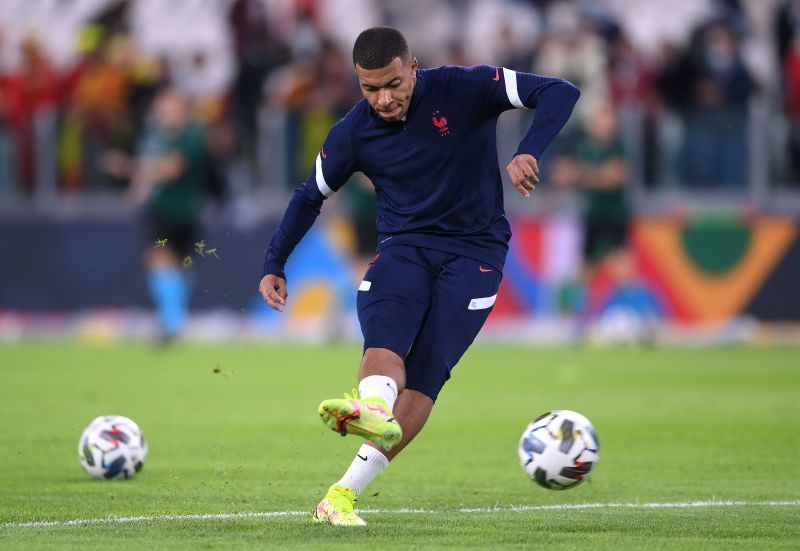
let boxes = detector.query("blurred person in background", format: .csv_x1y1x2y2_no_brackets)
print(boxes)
606,27,660,185
577,106,631,271
552,104,631,330
229,0,289,178
783,36,800,184
0,29,15,196
121,87,209,343
777,0,800,184
259,26,579,526
534,1,609,126
61,28,133,191
1,35,59,194
274,35,361,188
660,20,754,188
126,54,171,155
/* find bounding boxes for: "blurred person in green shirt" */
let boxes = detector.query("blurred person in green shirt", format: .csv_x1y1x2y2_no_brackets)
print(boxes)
552,104,631,322
576,106,631,266
127,87,208,342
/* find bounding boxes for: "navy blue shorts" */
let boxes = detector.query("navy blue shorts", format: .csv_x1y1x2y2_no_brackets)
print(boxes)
356,245,502,401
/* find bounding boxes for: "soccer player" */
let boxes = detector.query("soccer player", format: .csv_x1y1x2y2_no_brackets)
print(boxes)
259,27,579,525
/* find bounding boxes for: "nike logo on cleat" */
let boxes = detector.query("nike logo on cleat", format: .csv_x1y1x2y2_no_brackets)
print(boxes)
357,454,368,461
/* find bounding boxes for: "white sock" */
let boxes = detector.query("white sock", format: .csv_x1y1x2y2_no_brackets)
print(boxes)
336,444,389,496
358,375,398,410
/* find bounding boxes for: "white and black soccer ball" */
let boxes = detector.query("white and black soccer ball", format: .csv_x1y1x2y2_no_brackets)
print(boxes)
518,410,599,490
78,415,148,480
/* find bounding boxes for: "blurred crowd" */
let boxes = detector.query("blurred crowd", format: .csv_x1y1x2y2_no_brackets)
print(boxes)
0,0,799,202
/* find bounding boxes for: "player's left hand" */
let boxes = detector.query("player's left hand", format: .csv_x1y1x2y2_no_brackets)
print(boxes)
506,154,539,198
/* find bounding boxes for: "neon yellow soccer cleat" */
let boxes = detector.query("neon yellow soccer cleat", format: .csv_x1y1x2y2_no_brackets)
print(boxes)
318,389,402,450
312,484,366,526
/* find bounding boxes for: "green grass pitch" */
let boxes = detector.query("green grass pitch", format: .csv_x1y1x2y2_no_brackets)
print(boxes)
1,343,799,549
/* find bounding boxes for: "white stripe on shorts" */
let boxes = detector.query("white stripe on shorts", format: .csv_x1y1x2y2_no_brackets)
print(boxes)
468,294,497,310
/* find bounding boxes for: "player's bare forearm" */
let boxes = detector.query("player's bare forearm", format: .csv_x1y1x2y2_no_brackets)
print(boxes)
259,274,288,312
506,154,539,198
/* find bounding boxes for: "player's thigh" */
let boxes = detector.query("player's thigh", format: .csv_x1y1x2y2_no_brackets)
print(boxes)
357,245,433,361
404,255,502,401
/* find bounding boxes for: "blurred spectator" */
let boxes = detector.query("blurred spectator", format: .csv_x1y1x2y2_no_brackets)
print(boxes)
784,37,800,183
463,0,540,67
62,30,133,191
660,21,754,188
606,27,660,185
602,0,714,58
777,0,800,184
777,0,800,61
229,0,289,176
534,2,609,125
274,37,359,186
126,54,170,153
607,28,656,108
2,36,59,194
0,29,17,196
0,0,791,199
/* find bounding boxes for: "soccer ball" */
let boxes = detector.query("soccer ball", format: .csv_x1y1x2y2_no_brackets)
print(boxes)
78,415,148,480
518,410,599,490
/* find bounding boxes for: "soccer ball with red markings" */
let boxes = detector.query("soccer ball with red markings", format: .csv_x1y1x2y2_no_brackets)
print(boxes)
78,415,148,480
518,410,599,490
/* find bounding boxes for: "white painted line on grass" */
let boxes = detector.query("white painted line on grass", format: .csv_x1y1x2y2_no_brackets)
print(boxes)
3,500,799,529
458,500,800,513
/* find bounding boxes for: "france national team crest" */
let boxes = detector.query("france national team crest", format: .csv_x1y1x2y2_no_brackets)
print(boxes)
432,110,450,136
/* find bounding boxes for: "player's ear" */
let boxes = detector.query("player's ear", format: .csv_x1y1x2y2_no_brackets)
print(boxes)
409,57,418,73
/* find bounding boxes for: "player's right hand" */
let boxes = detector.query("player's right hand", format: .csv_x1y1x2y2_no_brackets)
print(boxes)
259,274,288,312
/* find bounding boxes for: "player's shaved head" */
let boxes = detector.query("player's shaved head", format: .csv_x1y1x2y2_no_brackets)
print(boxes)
353,27,417,123
352,27,410,70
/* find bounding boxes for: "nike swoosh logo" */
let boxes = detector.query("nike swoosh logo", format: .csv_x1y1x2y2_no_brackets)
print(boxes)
321,145,327,159
380,236,393,244
357,454,368,461
479,266,493,272
492,67,500,81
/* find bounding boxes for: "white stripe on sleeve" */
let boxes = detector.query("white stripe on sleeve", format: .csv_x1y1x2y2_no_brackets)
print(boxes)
315,154,334,198
502,68,526,109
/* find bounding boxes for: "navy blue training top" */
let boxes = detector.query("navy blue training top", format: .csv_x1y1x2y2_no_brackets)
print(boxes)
264,65,579,279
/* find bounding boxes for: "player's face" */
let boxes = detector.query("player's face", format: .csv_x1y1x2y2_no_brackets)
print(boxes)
355,56,418,122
